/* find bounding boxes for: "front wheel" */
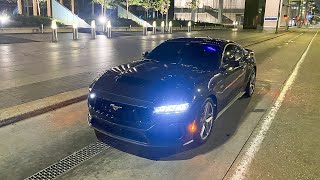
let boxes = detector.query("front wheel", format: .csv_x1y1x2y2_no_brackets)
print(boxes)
244,70,256,97
194,98,216,144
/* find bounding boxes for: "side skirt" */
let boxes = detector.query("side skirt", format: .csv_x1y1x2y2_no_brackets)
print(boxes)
216,91,245,120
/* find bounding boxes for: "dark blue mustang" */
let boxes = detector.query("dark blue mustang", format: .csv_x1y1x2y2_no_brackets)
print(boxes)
87,38,256,147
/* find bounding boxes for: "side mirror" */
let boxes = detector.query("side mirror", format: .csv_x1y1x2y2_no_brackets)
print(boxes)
245,48,254,56
142,51,149,58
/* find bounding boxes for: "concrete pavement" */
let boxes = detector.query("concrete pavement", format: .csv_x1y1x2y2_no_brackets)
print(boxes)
1,29,319,179
226,30,320,180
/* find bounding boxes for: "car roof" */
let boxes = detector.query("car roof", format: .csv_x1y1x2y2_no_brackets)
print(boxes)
166,37,233,47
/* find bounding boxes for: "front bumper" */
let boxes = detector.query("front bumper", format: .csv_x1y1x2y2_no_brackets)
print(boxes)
88,112,196,147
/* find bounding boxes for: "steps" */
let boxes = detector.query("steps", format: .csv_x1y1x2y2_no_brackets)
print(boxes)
116,4,152,27
52,0,90,28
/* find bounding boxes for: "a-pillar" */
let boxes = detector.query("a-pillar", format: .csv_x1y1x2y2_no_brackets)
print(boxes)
218,0,223,23
33,0,38,16
47,0,52,17
71,0,75,14
17,0,23,15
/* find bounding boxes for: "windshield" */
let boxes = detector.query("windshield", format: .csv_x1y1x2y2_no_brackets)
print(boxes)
146,41,222,69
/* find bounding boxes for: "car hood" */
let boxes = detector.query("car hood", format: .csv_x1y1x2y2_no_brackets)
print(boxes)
92,59,213,104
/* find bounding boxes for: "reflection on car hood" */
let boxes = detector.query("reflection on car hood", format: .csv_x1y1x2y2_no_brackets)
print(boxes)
92,59,212,103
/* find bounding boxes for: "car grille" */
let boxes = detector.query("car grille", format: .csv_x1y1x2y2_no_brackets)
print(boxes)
93,97,153,129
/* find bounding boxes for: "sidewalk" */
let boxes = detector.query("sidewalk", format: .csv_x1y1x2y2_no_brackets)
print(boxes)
237,32,320,179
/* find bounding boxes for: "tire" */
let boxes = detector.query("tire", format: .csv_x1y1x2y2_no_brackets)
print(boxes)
244,69,256,97
194,98,216,144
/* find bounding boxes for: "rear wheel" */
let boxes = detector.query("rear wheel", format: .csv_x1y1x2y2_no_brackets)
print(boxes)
244,70,256,97
194,98,216,144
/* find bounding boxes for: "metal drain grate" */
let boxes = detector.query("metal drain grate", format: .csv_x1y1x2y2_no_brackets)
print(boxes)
26,141,109,180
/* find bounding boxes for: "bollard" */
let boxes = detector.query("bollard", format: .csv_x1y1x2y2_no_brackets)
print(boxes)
232,21,238,31
168,21,172,34
161,21,165,34
91,20,96,39
106,20,112,38
152,21,156,35
142,22,147,36
51,20,58,42
188,21,191,32
41,24,44,34
73,23,78,40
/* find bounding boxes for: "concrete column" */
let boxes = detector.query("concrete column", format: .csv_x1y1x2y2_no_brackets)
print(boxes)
17,0,23,15
33,0,38,16
47,0,52,17
218,0,223,23
71,0,75,14
264,0,284,28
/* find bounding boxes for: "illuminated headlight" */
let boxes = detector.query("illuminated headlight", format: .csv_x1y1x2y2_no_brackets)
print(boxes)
89,93,96,99
153,103,189,114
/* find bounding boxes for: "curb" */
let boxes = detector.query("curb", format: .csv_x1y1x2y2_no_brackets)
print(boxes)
244,32,291,47
0,88,88,128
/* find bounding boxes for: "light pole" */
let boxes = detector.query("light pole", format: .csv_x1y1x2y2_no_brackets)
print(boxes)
275,0,283,34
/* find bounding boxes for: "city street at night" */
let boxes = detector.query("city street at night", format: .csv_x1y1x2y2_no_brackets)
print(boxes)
0,28,320,180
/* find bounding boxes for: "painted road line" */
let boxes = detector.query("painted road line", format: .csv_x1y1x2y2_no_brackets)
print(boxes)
229,31,318,180
287,33,304,42
25,141,110,180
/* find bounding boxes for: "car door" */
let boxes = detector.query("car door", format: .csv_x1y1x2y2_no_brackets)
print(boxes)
233,44,247,94
219,44,246,108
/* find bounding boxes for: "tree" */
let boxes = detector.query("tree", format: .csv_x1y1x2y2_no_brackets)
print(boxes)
155,0,170,19
120,0,141,19
187,0,199,22
93,0,118,17
141,0,152,18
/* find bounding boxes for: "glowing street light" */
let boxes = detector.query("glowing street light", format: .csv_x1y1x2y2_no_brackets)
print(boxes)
98,16,106,24
0,14,9,25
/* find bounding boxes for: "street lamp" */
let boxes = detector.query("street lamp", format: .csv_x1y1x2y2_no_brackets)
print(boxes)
98,16,106,32
0,14,9,27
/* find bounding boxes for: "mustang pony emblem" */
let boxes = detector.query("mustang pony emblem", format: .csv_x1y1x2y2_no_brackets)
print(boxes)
110,104,122,111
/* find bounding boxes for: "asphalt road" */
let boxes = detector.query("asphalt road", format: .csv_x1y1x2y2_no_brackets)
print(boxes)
0,29,319,180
